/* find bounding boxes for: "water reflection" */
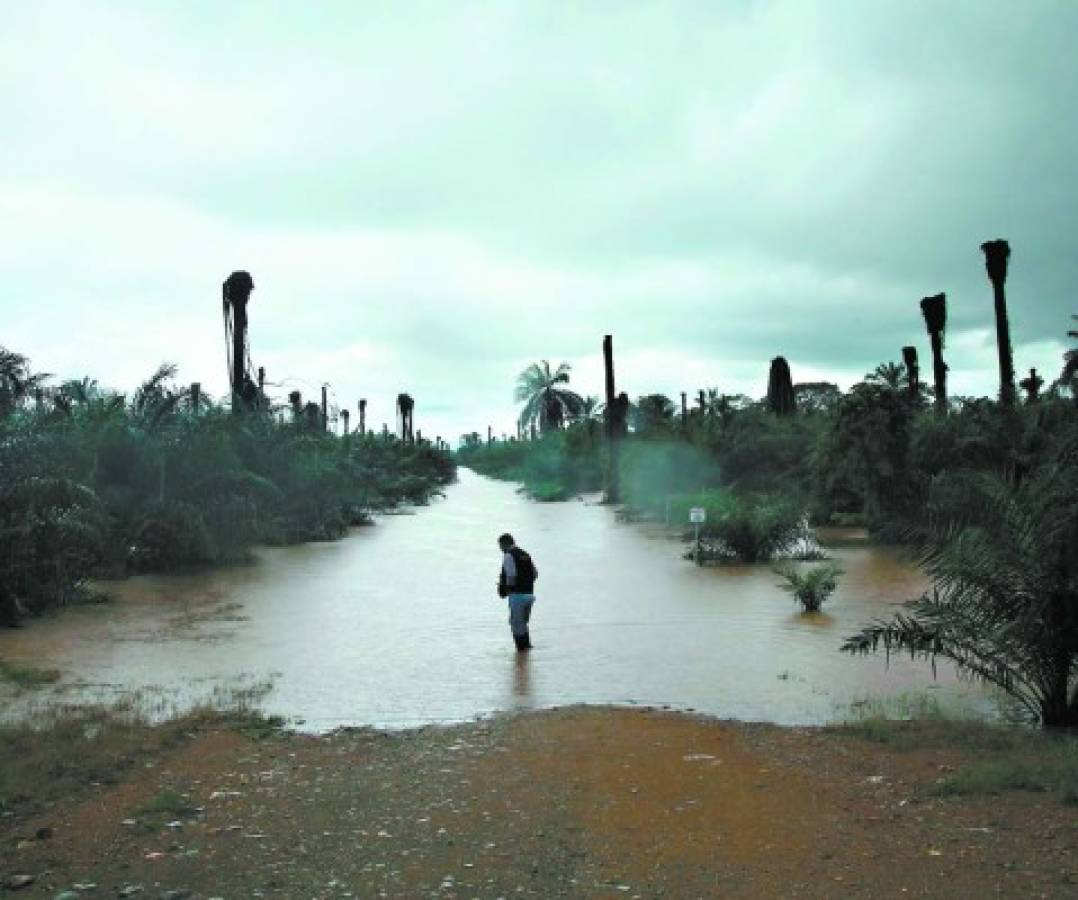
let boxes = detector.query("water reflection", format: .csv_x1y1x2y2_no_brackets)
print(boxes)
0,469,994,730
512,652,532,702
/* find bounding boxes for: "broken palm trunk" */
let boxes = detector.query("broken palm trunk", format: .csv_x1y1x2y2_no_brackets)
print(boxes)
920,293,948,415
222,271,254,414
766,357,796,416
981,239,1016,407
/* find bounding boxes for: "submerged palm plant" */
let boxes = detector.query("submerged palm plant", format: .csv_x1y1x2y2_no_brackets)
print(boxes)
775,563,843,612
842,441,1078,728
515,361,583,433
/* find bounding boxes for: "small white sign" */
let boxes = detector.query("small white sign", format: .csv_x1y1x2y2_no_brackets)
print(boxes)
689,507,706,524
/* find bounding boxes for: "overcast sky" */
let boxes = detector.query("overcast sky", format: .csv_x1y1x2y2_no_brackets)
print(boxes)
3,1,1074,441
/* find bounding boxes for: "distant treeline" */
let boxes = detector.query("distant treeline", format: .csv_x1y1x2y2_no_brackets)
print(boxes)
457,361,1077,532
0,351,455,625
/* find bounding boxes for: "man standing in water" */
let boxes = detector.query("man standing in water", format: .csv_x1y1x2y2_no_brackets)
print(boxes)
497,533,538,651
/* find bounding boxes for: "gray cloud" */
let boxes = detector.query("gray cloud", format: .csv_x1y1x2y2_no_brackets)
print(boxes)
2,1,1073,440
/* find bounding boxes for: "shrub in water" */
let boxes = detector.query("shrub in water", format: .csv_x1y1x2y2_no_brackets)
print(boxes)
775,563,843,612
708,493,804,563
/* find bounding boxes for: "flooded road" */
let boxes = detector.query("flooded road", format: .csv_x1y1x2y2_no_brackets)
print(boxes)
0,469,992,730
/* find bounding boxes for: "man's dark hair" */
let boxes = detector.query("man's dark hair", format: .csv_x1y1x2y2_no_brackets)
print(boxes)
498,533,514,547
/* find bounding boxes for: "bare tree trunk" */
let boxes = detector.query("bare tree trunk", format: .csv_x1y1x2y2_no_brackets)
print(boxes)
1019,368,1044,404
920,293,948,415
321,385,328,432
223,271,254,414
359,399,367,435
603,335,620,504
190,382,200,414
397,394,415,442
901,346,919,401
680,391,687,430
766,357,796,416
982,239,1015,407
341,409,350,434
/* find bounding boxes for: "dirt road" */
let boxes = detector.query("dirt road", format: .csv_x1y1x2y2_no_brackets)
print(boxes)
3,707,1076,898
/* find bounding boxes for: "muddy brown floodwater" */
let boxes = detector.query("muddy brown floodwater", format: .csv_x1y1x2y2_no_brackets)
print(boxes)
0,469,995,730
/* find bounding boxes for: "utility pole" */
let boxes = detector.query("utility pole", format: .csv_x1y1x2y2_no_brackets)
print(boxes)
359,399,367,435
190,382,200,414
680,391,687,430
341,409,350,434
321,385,328,432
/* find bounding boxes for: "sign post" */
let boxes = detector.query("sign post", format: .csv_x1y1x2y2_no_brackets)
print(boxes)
689,507,706,566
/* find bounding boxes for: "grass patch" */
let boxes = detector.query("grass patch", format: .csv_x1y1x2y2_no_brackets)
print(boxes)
0,706,187,818
0,657,61,688
526,480,574,502
832,694,1078,805
133,786,201,830
139,786,190,815
0,701,283,822
935,744,1078,804
224,709,287,740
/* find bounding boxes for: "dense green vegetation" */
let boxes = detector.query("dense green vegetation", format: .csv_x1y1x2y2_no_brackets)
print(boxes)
843,432,1078,727
459,356,1076,538
0,350,455,625
459,322,1078,726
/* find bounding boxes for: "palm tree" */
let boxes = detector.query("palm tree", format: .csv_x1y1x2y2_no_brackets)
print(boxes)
631,394,675,434
572,395,604,424
843,443,1078,728
0,348,50,417
130,363,190,427
866,361,908,391
514,361,583,433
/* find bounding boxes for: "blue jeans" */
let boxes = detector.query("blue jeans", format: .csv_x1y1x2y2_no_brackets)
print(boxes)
508,593,535,636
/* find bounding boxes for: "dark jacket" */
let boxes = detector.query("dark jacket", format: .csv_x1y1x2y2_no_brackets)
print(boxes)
499,546,538,596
